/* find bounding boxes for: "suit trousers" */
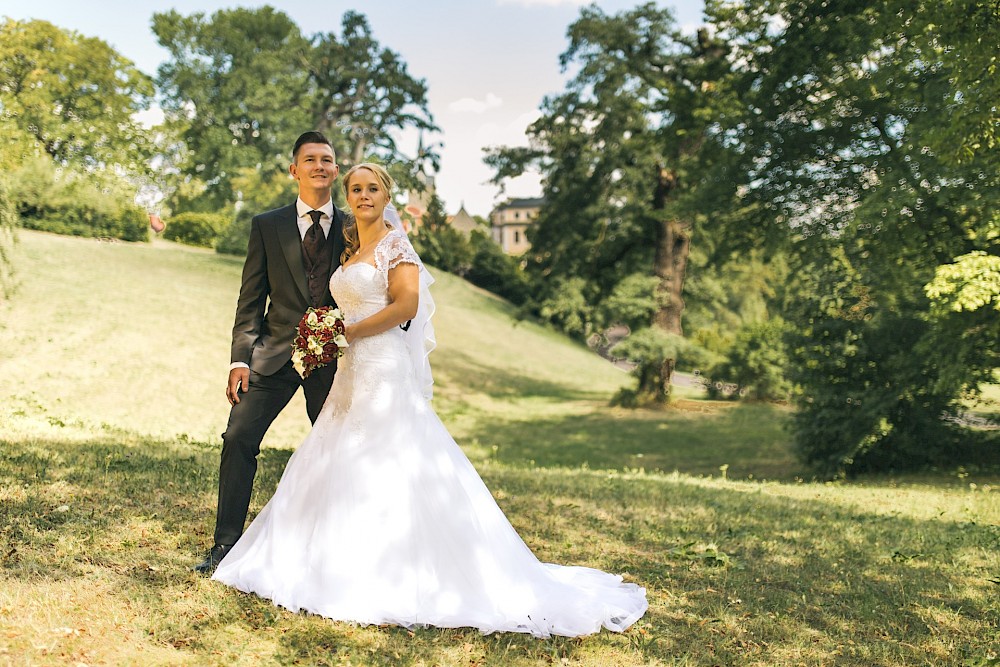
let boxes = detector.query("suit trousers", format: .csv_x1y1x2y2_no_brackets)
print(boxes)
214,359,336,546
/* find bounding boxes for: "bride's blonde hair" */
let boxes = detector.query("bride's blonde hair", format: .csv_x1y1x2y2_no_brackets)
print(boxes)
341,162,396,264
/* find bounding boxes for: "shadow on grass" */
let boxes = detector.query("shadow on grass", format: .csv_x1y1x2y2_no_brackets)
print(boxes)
468,402,803,481
2,431,998,665
434,349,618,402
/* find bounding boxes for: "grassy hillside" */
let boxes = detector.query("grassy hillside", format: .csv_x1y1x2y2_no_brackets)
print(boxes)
0,230,791,479
2,231,998,666
0,231,627,440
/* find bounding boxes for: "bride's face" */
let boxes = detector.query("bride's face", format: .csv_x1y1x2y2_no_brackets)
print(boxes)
346,168,388,226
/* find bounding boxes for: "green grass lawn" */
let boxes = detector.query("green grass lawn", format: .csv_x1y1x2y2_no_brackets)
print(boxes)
1,230,999,666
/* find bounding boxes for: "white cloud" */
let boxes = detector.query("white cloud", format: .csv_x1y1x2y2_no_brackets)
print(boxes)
473,109,543,148
448,93,503,114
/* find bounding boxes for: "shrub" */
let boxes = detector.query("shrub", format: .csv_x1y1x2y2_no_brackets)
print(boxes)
707,318,791,401
9,157,148,242
213,167,298,256
609,327,705,405
163,212,229,248
411,224,474,276
465,230,532,306
215,211,252,256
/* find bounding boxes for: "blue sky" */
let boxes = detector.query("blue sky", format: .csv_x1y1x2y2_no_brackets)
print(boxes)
3,0,706,216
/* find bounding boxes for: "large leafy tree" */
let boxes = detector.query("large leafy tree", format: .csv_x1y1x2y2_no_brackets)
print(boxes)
0,18,154,172
153,7,437,212
707,0,1000,473
304,11,438,169
488,3,748,403
153,7,312,211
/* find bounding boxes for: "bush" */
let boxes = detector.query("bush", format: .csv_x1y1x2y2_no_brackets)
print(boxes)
707,319,791,401
411,223,474,275
213,167,298,256
9,157,148,242
785,251,970,476
163,211,229,248
609,327,701,405
215,211,252,256
465,230,532,306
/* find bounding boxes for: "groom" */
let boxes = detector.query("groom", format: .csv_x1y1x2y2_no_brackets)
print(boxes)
195,131,347,574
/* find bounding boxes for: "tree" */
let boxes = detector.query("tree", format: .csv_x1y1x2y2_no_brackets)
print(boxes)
153,8,437,212
488,3,745,403
304,12,438,170
707,0,1000,473
410,194,473,275
153,7,312,211
0,18,154,173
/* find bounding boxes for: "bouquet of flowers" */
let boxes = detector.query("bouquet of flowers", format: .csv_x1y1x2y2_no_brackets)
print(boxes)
291,306,349,378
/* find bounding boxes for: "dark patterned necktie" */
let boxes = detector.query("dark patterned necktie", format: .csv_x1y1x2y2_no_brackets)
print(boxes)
303,210,324,264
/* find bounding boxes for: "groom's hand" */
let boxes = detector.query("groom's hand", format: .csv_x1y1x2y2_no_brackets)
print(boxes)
227,367,250,405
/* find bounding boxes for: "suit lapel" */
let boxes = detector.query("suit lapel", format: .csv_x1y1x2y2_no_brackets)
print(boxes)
329,207,347,274
276,206,310,304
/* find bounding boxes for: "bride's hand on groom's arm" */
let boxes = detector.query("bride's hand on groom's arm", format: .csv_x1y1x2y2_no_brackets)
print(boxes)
227,367,250,405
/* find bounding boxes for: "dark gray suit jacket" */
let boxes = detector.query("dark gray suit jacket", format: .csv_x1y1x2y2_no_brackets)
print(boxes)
230,203,347,376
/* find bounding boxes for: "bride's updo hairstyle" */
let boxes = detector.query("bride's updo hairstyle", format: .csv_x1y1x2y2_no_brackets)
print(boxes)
341,162,396,265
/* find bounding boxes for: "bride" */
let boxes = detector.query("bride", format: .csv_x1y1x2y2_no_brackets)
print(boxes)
212,162,648,638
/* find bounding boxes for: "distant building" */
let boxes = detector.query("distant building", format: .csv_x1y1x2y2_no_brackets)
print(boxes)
403,170,435,233
490,197,544,254
447,204,478,235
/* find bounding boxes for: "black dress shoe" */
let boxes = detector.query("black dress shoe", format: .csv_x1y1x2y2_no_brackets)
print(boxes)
193,544,233,575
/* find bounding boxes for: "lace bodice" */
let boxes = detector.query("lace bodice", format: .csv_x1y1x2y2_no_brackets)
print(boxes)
329,230,420,325
326,230,423,416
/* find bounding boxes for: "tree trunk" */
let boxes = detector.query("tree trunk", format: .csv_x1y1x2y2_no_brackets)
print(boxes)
351,137,367,166
648,165,691,400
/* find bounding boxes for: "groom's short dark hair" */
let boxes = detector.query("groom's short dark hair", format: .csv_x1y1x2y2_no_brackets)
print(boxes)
292,131,334,161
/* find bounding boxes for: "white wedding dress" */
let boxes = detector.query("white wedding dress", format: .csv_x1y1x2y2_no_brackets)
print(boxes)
213,230,647,637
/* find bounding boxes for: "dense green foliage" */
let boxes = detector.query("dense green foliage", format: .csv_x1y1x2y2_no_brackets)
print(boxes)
0,16,155,250
152,7,437,214
410,194,473,275
213,168,299,256
489,1,999,472
7,157,148,242
0,18,153,246
0,18,154,173
487,4,779,404
163,212,230,248
214,213,253,256
465,231,533,306
706,0,1000,473
707,318,791,401
411,194,531,306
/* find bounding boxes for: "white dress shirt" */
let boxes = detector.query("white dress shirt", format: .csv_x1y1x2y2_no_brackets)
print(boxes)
295,197,335,240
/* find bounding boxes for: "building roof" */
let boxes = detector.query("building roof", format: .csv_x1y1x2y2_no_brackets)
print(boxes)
496,197,545,210
447,205,478,234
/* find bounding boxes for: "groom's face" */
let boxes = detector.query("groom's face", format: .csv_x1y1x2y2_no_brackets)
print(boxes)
290,143,338,194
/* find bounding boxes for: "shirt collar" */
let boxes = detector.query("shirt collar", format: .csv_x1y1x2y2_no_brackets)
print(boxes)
295,197,335,220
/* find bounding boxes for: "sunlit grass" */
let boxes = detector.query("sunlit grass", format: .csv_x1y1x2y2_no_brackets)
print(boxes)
3,418,998,666
2,231,999,665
